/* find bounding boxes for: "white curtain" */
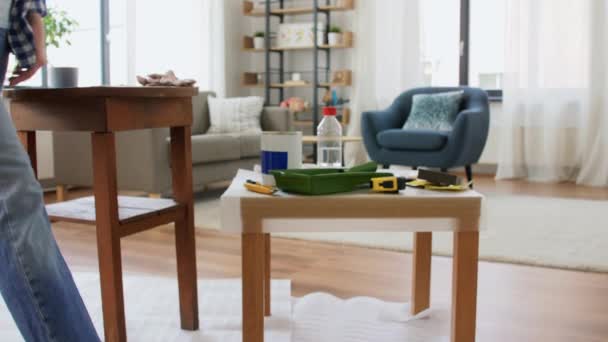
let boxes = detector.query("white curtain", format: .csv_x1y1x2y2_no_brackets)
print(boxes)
125,0,226,95
497,0,608,186
345,0,424,166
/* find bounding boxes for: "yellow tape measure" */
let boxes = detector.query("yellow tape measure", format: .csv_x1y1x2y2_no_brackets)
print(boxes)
244,180,277,195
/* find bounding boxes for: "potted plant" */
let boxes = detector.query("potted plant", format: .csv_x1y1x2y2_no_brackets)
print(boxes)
44,8,79,87
253,31,265,50
328,26,342,46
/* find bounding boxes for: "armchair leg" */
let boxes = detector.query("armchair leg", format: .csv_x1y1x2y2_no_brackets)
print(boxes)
382,164,391,169
465,165,473,189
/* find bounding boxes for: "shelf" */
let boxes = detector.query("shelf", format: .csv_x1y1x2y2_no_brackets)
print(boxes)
243,32,353,52
293,119,348,128
242,70,352,88
243,44,352,52
243,0,354,17
242,82,350,89
302,135,362,144
46,196,184,237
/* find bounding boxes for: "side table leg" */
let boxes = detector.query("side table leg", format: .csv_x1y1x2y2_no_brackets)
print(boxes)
243,233,265,342
91,133,126,342
451,231,479,342
411,232,432,315
17,131,37,177
264,233,271,317
170,126,199,330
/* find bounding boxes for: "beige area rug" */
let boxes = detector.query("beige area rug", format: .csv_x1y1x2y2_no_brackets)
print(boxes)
195,189,608,272
0,273,450,341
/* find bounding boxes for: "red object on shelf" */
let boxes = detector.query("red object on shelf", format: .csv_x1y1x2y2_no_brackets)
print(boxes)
323,106,337,116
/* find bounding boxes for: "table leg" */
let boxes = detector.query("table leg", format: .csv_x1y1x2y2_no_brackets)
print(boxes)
242,233,265,342
17,131,37,177
91,133,126,342
56,185,68,202
264,233,271,317
411,232,432,315
170,126,199,330
451,231,479,342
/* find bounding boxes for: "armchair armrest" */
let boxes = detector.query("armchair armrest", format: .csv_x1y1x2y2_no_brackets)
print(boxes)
448,108,490,165
361,109,404,152
261,106,291,131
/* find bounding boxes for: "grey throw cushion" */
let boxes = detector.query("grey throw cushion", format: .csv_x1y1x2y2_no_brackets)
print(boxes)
403,91,464,131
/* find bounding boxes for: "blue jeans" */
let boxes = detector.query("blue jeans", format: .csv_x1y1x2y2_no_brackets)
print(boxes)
0,29,100,341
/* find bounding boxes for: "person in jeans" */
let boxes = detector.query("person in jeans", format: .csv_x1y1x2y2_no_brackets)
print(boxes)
0,0,100,341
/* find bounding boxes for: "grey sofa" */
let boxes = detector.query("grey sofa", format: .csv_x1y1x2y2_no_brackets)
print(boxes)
53,91,291,195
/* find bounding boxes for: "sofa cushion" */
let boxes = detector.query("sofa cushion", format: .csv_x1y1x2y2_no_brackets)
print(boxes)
191,134,241,164
232,133,261,158
192,91,216,135
377,129,448,151
207,96,264,134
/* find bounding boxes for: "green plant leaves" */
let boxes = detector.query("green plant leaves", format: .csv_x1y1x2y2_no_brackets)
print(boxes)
43,8,79,48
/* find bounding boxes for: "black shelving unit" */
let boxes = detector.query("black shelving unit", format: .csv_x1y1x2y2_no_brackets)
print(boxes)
245,0,353,161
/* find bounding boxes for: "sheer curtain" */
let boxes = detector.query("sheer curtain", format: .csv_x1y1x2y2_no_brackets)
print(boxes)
497,0,608,186
345,0,424,166
113,0,226,95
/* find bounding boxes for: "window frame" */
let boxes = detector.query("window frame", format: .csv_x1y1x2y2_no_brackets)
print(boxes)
459,0,503,101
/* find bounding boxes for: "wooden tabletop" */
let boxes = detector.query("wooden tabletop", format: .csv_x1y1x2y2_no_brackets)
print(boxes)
302,136,362,143
221,169,483,234
3,86,198,100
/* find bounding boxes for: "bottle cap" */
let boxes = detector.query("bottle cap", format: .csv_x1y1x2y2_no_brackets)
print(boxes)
323,107,337,116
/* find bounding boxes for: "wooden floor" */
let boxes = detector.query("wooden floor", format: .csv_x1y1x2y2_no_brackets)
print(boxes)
48,177,608,342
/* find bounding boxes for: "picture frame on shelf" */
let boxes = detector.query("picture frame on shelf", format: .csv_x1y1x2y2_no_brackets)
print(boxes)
277,22,325,48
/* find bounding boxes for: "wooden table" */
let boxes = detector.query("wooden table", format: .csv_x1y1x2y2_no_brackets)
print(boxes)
301,135,362,144
220,169,483,342
5,87,200,342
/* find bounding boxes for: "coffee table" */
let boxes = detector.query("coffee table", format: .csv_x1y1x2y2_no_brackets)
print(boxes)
221,169,483,342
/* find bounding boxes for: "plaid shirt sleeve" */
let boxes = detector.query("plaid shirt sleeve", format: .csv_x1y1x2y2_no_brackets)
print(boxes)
8,0,47,69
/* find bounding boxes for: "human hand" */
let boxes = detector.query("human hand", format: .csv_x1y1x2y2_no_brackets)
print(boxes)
9,56,47,86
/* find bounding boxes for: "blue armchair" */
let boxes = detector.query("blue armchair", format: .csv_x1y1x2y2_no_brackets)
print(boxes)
361,87,490,184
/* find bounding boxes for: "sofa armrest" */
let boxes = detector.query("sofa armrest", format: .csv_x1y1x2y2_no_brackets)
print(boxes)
261,106,291,131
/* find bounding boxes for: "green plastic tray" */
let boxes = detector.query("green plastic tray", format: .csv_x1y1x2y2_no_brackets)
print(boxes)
271,162,393,195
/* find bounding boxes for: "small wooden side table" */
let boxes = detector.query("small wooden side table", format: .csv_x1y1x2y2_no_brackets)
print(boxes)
5,87,200,342
221,169,483,342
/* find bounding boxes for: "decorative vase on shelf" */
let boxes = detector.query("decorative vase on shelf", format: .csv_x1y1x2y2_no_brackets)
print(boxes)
253,36,265,49
49,66,79,88
328,32,342,46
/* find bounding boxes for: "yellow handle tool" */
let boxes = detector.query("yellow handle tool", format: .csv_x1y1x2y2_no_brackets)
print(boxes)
370,176,408,193
244,180,277,195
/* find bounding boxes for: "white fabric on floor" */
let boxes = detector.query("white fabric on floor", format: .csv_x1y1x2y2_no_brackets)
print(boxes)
0,274,449,341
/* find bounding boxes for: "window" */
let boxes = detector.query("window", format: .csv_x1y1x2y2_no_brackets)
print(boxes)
46,0,102,86
421,0,506,99
109,0,128,85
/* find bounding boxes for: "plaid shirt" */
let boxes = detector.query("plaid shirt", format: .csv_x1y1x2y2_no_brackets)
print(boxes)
8,0,47,69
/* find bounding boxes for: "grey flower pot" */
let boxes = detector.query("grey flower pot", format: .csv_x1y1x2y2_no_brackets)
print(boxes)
49,67,79,88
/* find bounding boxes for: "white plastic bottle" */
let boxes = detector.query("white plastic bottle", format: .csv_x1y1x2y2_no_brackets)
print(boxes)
317,107,343,167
